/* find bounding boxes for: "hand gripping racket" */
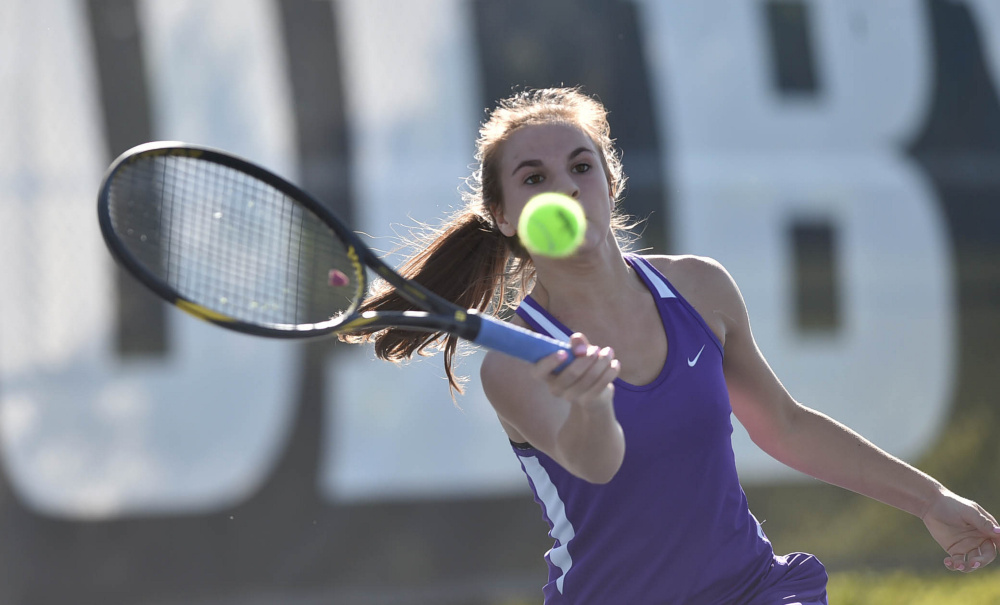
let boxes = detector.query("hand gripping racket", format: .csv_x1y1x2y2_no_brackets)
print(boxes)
97,141,571,363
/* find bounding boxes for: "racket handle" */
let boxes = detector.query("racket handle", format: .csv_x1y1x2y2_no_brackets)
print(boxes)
472,312,573,370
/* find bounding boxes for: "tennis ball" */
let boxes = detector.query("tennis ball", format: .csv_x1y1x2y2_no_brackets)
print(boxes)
517,192,586,258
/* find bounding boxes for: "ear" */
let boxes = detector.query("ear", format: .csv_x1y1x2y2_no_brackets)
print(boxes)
493,205,517,238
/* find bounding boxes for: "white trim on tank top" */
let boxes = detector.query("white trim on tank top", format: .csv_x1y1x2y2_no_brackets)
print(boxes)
629,256,676,299
518,299,573,340
520,455,575,594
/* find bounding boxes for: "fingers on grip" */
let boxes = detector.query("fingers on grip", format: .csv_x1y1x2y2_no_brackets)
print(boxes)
540,334,619,400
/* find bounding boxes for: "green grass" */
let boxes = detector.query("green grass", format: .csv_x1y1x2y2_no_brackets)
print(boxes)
495,569,1000,605
828,569,1000,605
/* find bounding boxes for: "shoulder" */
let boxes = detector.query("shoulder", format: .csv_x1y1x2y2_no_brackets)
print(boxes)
640,254,740,300
480,310,528,383
479,312,537,443
638,254,748,342
639,253,724,274
481,342,516,404
480,343,518,384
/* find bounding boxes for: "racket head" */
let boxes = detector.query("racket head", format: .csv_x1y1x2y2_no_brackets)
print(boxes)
97,142,370,338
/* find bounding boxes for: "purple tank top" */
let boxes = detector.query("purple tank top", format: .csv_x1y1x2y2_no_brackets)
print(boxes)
511,255,827,604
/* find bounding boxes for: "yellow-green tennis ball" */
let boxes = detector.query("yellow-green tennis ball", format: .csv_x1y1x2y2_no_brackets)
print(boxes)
518,192,586,258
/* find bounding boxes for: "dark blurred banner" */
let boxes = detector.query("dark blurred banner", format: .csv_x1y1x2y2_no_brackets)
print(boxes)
0,1,998,603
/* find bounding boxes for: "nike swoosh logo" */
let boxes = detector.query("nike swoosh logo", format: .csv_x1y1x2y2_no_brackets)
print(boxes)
688,345,706,367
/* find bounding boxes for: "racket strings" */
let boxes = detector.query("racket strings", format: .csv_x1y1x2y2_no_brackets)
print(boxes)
107,154,358,328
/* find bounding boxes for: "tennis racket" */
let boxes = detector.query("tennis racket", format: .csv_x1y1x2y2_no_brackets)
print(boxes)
97,141,571,363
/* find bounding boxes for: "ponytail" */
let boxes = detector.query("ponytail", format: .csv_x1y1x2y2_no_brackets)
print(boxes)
340,208,532,395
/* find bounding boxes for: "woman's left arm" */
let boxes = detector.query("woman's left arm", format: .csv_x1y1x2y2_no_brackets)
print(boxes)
701,259,1000,572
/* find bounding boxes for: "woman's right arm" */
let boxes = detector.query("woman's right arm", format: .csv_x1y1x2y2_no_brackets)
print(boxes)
480,333,624,483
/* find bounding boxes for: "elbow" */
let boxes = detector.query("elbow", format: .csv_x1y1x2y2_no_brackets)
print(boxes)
583,464,621,485
573,457,623,484
552,404,626,484
746,399,808,461
566,431,626,484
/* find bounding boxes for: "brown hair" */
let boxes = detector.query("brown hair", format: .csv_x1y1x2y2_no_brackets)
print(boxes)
341,87,634,395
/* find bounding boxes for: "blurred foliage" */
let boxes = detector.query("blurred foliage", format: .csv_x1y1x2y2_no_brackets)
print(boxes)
497,569,1000,605
829,569,1000,605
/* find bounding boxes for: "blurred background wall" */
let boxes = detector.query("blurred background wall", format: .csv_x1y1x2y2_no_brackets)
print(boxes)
1,0,998,603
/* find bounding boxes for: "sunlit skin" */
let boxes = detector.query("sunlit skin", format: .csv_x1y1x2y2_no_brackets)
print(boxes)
480,120,1000,573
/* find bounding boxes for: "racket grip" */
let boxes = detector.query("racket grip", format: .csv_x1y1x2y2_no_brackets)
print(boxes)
472,312,573,370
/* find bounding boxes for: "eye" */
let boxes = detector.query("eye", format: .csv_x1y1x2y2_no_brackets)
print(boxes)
523,173,544,185
572,163,591,173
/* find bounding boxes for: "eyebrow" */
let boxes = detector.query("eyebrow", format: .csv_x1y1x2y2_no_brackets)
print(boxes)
510,146,594,176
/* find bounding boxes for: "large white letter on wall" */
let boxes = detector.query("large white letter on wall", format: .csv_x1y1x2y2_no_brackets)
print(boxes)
637,0,955,480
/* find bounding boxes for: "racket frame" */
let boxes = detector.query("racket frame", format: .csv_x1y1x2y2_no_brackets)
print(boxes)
97,142,567,364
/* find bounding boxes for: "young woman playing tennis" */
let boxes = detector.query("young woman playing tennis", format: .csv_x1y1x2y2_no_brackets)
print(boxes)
349,87,998,604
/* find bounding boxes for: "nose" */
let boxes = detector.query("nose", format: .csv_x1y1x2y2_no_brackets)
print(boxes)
552,174,580,199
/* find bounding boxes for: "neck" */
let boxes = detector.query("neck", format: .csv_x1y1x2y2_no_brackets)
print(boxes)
529,239,642,313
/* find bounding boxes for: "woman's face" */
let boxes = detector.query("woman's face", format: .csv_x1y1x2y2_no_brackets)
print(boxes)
492,122,613,253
